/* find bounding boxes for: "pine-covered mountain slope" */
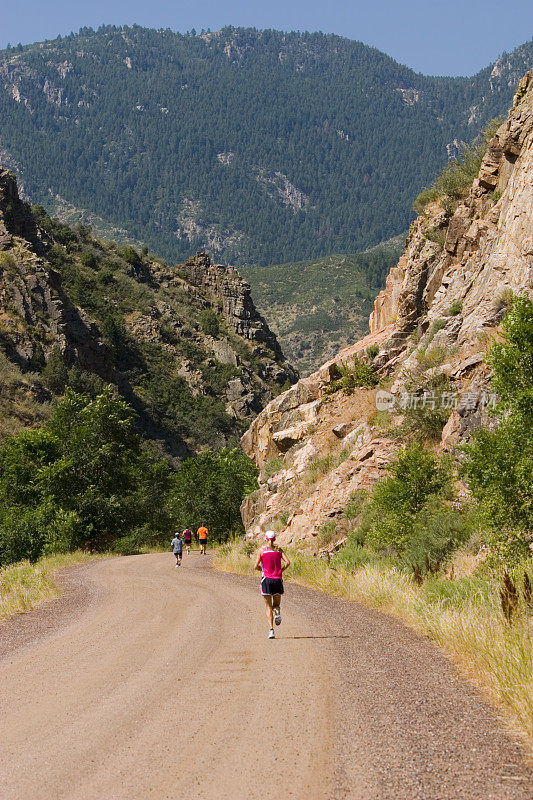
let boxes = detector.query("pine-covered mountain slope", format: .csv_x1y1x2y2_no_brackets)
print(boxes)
0,26,531,266
0,168,296,456
242,236,404,375
240,72,533,549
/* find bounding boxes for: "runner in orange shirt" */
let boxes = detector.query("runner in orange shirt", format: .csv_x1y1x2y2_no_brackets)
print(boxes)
197,525,208,555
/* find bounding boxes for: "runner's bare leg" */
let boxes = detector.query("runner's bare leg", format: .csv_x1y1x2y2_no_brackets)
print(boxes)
263,595,274,628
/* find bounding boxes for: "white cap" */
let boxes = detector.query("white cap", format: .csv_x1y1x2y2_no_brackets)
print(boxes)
265,530,276,540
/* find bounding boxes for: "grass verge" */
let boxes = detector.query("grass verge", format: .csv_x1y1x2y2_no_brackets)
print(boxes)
0,551,104,621
214,542,533,751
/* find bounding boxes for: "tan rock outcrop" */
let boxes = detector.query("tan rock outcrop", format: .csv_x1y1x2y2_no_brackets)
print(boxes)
241,72,533,550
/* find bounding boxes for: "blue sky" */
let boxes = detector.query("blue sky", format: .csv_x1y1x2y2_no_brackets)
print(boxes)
1,0,532,76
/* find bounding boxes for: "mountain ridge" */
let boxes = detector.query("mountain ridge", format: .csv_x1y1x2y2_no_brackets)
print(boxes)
1,26,531,266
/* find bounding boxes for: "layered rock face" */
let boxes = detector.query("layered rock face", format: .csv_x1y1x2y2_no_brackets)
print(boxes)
241,72,533,550
370,72,533,368
184,251,297,387
0,170,113,378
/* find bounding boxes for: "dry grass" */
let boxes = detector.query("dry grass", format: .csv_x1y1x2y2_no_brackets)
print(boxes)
0,551,103,620
0,352,52,439
215,541,533,749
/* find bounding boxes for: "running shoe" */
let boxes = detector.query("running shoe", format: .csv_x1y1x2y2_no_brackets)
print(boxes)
268,629,275,639
273,607,282,626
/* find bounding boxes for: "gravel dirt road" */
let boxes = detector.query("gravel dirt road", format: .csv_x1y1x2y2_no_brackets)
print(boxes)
1,553,532,800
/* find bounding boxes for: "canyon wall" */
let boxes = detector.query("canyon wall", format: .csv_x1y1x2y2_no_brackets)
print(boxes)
241,72,533,550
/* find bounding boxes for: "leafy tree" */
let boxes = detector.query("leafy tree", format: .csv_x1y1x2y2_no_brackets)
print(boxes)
0,388,170,563
0,388,258,564
199,308,220,337
360,443,453,558
462,295,533,559
488,293,533,415
171,447,258,541
41,346,69,394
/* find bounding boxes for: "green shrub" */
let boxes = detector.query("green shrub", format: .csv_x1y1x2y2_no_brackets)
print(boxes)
324,355,378,394
201,361,240,395
366,344,379,360
43,509,83,554
359,443,454,558
304,454,336,484
351,355,379,387
242,539,257,557
27,342,46,373
401,402,449,442
199,308,220,337
416,345,448,370
342,490,366,520
278,509,291,526
430,318,447,335
96,268,115,285
111,524,162,556
273,512,291,533
404,499,469,570
462,294,533,564
333,538,376,570
41,346,69,394
65,367,105,397
80,250,98,269
0,252,17,272
0,504,50,565
448,300,463,316
425,227,446,247
117,245,141,266
486,527,530,566
413,118,503,214
318,520,337,548
47,244,68,269
264,456,284,478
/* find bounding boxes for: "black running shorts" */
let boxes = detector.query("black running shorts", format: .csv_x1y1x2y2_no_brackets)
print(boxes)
261,577,284,596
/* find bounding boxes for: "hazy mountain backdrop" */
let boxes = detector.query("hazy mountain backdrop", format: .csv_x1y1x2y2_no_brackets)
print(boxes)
1,26,531,266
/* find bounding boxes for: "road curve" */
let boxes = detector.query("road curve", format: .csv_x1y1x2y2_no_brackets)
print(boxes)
1,553,532,800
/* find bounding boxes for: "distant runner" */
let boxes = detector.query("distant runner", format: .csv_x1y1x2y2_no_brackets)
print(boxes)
254,531,290,639
183,529,192,555
198,526,208,555
171,531,184,567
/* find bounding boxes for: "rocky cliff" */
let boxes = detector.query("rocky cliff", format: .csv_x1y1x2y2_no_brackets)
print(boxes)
241,72,533,550
183,251,293,386
0,170,296,452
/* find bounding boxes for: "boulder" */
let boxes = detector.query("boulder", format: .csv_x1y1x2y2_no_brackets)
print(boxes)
332,422,353,438
272,422,311,451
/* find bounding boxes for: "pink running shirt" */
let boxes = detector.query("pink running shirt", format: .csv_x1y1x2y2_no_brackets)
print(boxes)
261,546,283,579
